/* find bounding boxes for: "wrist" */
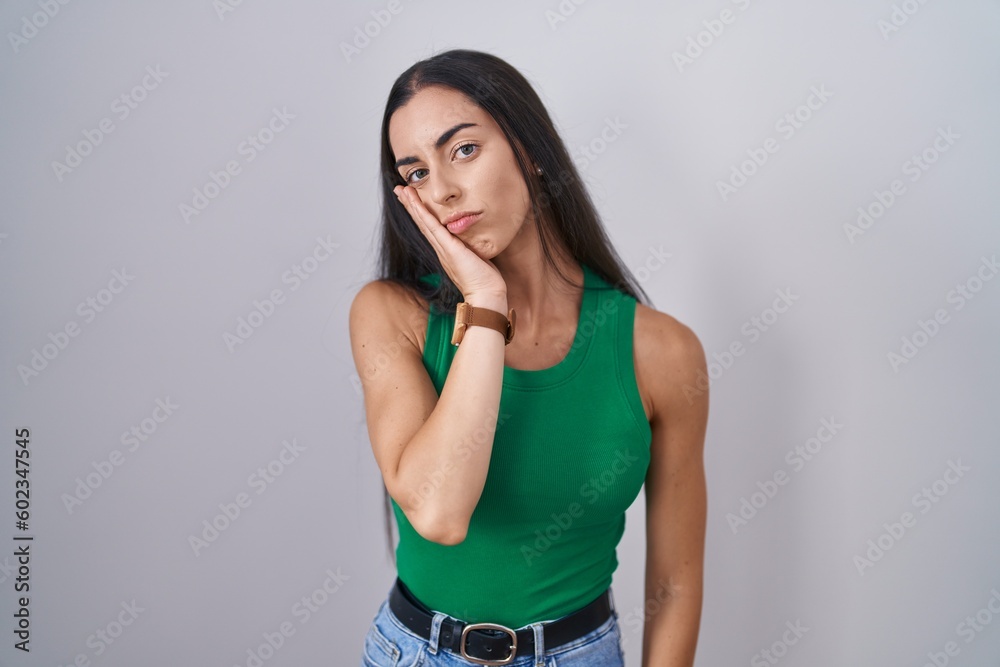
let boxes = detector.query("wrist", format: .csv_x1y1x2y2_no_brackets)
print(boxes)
462,292,508,312
451,298,516,346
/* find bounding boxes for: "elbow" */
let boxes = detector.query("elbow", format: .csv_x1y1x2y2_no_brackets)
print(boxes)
424,524,468,546
387,471,470,545
408,505,469,546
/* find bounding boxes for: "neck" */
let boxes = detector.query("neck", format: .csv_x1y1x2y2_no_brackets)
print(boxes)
492,239,582,341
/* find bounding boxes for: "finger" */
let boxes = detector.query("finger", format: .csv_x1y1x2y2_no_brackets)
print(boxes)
399,187,458,251
397,189,454,268
396,187,432,237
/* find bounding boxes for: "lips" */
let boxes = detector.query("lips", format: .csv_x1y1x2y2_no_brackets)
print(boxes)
444,212,482,233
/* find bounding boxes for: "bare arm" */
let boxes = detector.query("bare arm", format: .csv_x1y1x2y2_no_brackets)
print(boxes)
349,280,508,545
636,308,709,667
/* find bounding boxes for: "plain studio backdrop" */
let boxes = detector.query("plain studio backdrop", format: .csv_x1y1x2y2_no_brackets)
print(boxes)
1,1,999,665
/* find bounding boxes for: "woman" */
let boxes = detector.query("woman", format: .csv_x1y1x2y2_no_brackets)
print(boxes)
350,49,708,667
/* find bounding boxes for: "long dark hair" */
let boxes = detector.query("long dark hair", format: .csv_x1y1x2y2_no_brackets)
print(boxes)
373,48,653,566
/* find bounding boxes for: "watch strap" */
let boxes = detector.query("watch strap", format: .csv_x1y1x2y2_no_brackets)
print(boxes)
451,302,516,345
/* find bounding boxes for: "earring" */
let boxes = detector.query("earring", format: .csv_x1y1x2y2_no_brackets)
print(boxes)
535,166,543,176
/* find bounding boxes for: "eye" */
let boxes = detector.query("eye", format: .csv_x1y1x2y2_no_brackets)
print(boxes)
403,142,480,185
404,168,428,185
454,141,479,158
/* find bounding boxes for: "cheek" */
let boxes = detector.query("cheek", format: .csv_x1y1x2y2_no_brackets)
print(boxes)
488,165,530,213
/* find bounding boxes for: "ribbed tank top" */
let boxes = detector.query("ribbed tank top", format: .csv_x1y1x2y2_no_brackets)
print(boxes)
392,262,652,628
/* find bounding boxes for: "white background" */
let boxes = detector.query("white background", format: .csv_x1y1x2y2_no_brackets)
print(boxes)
1,1,999,666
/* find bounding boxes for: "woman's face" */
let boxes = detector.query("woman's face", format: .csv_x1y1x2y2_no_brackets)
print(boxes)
388,85,534,259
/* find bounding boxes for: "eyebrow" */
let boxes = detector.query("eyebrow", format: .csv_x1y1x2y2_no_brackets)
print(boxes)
394,122,479,171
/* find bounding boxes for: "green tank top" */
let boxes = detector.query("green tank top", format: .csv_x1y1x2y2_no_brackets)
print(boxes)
392,262,652,628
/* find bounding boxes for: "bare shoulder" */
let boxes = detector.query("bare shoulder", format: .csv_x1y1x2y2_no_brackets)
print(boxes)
349,278,431,357
633,302,708,425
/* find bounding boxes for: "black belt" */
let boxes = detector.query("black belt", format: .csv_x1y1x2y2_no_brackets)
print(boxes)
387,577,612,665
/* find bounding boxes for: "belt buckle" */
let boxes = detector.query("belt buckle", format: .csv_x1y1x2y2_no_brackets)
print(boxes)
460,622,517,665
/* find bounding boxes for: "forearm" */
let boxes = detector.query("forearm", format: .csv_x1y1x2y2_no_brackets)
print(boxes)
395,292,508,542
640,581,703,667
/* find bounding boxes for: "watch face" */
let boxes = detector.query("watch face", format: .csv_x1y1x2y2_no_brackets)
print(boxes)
451,305,468,345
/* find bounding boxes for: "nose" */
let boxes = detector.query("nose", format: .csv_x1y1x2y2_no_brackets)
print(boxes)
425,168,461,217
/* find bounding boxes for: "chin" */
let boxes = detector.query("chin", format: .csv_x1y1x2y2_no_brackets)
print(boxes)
465,236,502,259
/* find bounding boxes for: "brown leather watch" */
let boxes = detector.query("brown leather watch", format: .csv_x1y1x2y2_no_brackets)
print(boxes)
451,302,516,346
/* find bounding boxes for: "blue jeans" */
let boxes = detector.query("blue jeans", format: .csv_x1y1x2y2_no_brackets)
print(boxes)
360,590,626,666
